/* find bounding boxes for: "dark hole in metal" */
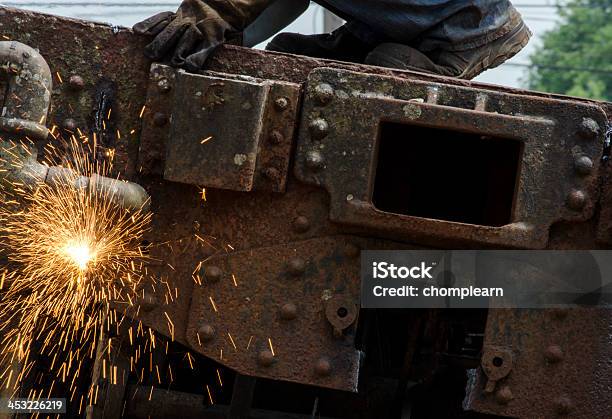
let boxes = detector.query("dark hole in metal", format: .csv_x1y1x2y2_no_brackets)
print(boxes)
372,123,522,227
337,307,348,318
492,356,504,367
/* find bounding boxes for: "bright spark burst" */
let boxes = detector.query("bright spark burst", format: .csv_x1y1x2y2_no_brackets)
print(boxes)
0,135,151,396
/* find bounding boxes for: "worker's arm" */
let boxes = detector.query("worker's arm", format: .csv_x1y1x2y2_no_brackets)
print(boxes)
133,0,276,71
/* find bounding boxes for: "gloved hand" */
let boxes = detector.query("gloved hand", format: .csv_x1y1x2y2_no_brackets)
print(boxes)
133,0,273,71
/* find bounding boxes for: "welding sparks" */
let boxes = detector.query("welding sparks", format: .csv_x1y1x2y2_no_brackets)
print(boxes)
0,135,151,394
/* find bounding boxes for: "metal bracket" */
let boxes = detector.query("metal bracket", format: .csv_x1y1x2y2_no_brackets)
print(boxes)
294,68,607,249
185,236,362,392
139,64,300,192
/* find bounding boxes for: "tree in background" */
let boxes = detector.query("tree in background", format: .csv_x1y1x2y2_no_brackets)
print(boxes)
527,0,612,100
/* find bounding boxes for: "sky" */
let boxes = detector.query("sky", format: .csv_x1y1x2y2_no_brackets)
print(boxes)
0,0,561,89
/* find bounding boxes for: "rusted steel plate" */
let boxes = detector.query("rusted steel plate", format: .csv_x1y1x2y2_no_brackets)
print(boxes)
139,65,300,193
464,308,612,418
185,236,363,392
294,68,606,249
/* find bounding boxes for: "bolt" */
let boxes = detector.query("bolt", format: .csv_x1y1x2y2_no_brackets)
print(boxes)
305,150,324,171
257,350,275,367
140,293,157,312
574,155,593,176
153,112,169,127
274,97,289,111
544,345,564,363
495,386,513,405
292,216,310,233
69,75,85,90
280,303,298,320
203,265,223,283
566,189,587,211
578,118,600,140
309,118,330,140
554,396,573,415
198,324,215,341
314,83,334,105
288,257,306,276
314,357,332,377
158,78,171,93
269,130,284,145
63,118,77,131
263,166,280,181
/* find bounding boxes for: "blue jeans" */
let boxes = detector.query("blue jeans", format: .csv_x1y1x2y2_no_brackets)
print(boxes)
245,0,516,51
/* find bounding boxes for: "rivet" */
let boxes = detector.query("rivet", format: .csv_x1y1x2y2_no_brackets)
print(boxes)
198,324,215,341
153,112,169,127
544,345,564,363
495,386,513,405
263,167,280,181
288,258,306,276
140,294,157,312
566,189,587,211
578,118,600,140
63,118,77,131
314,83,334,105
292,216,310,233
158,78,171,93
257,350,275,367
574,155,593,176
280,303,298,320
69,75,85,90
203,265,223,283
309,118,329,140
314,357,332,376
274,97,289,111
305,150,324,171
269,130,284,145
554,396,573,415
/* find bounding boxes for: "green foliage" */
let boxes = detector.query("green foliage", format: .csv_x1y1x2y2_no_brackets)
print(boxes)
527,0,612,100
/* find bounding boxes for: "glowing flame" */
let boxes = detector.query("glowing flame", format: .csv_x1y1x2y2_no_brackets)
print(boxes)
63,240,94,271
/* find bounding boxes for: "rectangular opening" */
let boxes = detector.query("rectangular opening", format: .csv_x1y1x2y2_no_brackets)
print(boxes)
372,122,522,227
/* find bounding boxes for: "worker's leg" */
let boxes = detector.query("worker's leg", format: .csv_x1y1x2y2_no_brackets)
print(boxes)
243,0,309,47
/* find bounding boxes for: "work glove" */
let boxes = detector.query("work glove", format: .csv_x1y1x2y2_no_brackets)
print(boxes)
133,0,273,71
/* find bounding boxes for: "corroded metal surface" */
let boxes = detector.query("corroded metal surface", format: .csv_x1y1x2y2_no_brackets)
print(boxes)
464,308,612,418
186,236,362,392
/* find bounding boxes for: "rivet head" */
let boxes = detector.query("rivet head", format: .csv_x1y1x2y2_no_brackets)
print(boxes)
314,357,332,376
263,166,280,181
495,386,513,404
554,396,573,415
288,258,306,276
257,350,275,367
63,118,77,131
198,324,215,341
140,294,157,312
314,83,334,105
153,112,169,127
578,118,600,140
574,155,593,175
203,265,223,282
309,118,329,140
69,75,85,90
566,189,587,211
269,130,284,145
292,216,310,233
158,78,171,93
544,345,564,363
274,97,289,111
280,303,298,320
305,150,324,171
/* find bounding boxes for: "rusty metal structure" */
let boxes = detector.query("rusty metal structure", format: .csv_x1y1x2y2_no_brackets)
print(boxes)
0,5,610,418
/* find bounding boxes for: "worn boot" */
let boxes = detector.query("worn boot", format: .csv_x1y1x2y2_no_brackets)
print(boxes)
266,24,376,63
365,9,531,79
